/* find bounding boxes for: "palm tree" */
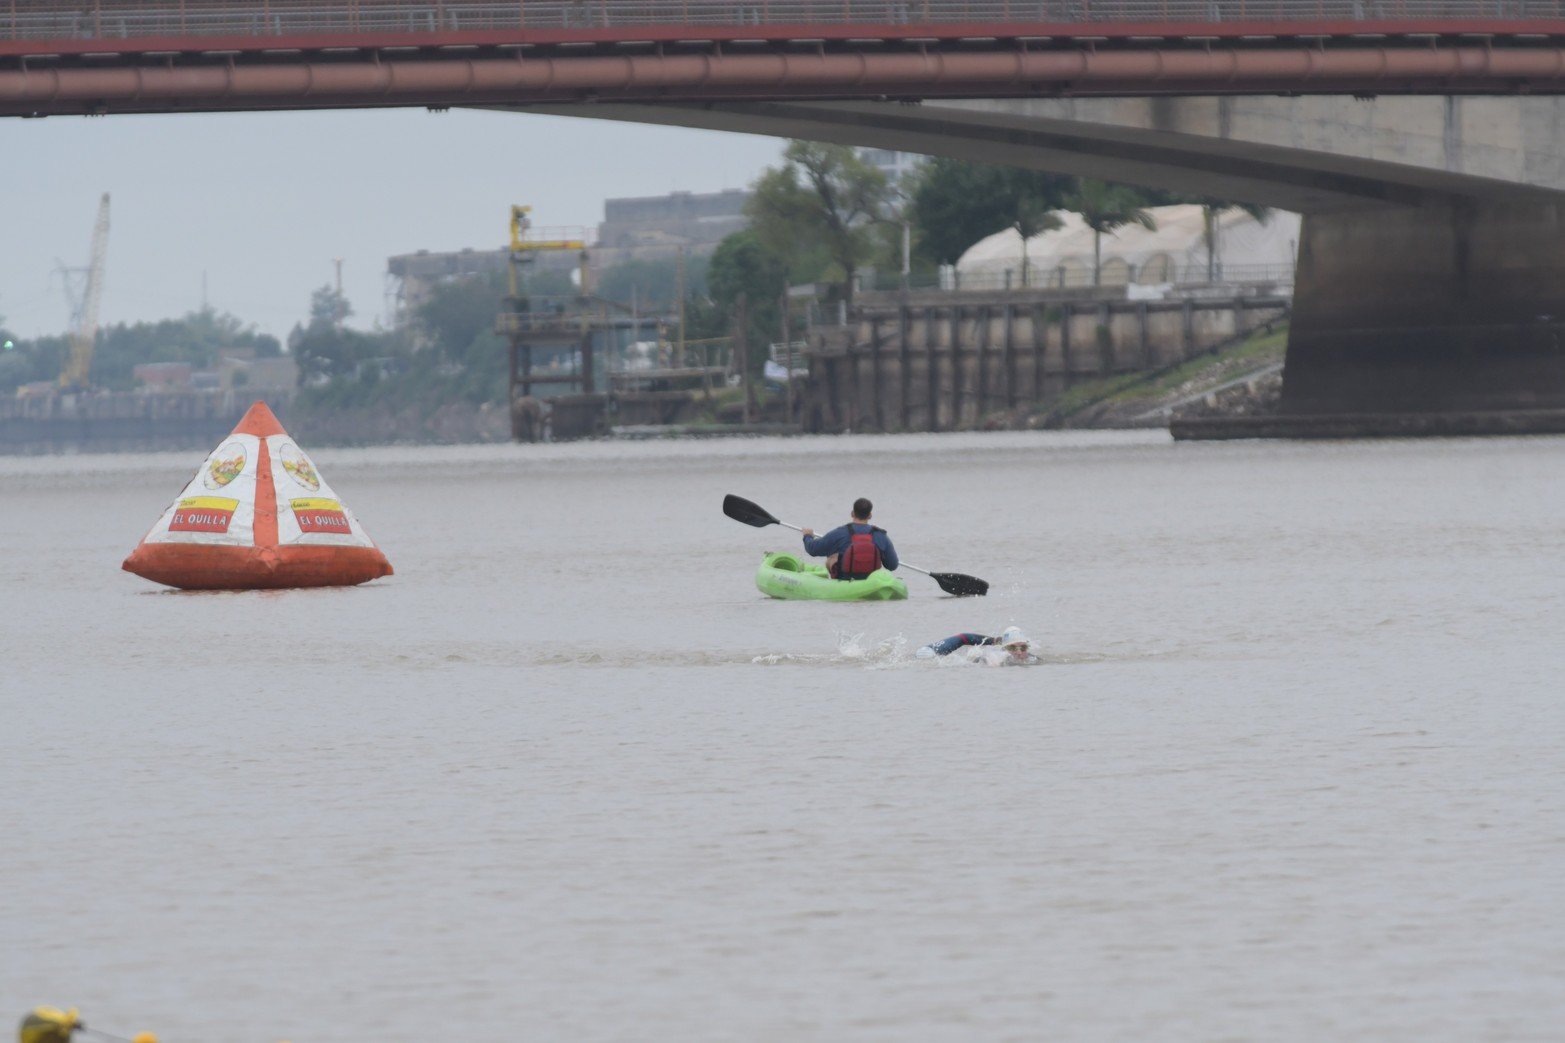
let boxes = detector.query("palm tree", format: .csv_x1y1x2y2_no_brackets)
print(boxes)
1064,180,1157,286
1013,205,1063,288
998,167,1071,287
1195,198,1272,282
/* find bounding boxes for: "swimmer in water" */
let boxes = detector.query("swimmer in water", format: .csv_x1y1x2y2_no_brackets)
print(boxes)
917,626,1038,664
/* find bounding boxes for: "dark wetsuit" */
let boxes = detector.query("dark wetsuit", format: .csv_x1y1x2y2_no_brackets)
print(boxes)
924,633,1001,657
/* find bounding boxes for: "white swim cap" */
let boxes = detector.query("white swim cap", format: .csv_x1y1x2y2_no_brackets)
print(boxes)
999,626,1029,648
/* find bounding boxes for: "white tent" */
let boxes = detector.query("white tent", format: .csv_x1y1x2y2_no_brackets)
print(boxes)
955,204,1301,289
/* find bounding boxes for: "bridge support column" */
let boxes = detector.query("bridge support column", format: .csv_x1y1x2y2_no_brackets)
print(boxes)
1288,200,1565,413
1181,201,1565,438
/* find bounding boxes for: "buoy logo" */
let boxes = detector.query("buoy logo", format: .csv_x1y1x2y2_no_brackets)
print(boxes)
279,442,320,491
290,497,351,534
169,496,239,533
203,443,247,489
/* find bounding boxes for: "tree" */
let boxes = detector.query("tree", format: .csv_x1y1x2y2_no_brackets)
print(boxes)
708,230,788,375
0,307,281,393
1003,176,1069,286
309,284,351,326
289,322,383,387
81,309,280,389
290,284,383,386
408,274,509,403
415,271,506,360
1189,197,1272,281
909,159,1075,275
746,141,896,304
596,256,709,309
1064,180,1158,286
0,334,67,393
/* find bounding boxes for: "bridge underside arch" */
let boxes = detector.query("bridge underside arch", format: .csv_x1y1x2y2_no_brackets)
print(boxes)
504,96,1565,213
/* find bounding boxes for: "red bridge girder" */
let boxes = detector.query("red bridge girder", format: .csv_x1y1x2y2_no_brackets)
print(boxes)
9,43,1565,119
6,1,1565,43
7,1,1565,54
8,1,1565,116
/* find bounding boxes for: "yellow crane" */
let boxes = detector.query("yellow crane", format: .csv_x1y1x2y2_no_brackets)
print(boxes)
59,193,110,390
507,204,588,296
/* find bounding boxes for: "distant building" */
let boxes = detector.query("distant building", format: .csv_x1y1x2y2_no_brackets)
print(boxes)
386,189,753,329
386,247,508,328
957,205,1301,290
594,188,750,265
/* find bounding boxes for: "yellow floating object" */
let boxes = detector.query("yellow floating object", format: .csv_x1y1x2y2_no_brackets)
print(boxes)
19,1008,80,1043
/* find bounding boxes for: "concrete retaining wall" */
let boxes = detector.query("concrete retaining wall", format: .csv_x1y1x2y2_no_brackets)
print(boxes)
801,294,1287,433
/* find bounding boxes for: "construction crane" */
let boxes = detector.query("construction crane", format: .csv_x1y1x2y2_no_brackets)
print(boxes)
59,193,110,390
506,204,588,297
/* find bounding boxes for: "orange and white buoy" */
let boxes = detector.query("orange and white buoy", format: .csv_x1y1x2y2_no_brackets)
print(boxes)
122,401,393,590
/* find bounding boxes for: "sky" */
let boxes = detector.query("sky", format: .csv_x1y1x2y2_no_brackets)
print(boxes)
0,107,785,342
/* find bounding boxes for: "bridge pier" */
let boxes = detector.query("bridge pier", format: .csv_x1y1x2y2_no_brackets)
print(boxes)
1179,200,1565,437
1289,199,1565,414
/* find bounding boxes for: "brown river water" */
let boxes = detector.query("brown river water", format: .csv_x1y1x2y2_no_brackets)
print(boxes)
3,430,1562,1041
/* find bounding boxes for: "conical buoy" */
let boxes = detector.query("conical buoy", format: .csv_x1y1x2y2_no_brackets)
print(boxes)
122,401,393,590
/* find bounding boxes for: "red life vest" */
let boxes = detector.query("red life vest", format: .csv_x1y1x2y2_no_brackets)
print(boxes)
832,526,883,580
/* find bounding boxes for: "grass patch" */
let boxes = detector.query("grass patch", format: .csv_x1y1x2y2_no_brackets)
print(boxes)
1048,372,1151,417
1046,321,1289,420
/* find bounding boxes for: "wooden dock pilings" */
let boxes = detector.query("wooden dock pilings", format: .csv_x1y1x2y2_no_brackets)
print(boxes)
799,293,1289,433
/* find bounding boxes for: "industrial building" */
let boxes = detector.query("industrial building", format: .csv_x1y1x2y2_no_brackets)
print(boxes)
387,188,752,328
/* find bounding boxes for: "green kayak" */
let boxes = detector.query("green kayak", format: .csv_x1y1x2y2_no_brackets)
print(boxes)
754,551,908,601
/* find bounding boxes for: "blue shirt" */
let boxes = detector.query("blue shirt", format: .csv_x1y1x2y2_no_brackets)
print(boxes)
802,522,898,571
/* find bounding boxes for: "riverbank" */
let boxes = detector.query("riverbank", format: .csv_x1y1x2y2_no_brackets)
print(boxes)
608,320,1292,440
0,327,1283,454
0,390,512,454
976,322,1287,432
288,399,509,446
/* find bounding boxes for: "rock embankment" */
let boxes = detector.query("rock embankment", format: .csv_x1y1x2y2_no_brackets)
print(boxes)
1012,321,1289,431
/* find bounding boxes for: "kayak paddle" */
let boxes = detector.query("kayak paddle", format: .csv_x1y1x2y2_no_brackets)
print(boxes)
722,493,989,597
896,562,989,598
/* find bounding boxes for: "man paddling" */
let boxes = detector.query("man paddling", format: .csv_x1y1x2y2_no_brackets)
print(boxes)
801,498,899,580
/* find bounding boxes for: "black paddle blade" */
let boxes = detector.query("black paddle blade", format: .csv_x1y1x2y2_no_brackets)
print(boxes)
723,493,779,529
932,572,989,597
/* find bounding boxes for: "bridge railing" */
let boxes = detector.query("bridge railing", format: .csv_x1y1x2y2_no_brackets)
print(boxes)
8,2,1565,42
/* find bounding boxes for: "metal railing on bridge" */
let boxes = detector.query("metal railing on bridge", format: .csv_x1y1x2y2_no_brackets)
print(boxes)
9,2,1565,42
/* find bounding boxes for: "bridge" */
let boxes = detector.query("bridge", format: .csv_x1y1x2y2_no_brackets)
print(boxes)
11,2,1565,115
11,1,1565,433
